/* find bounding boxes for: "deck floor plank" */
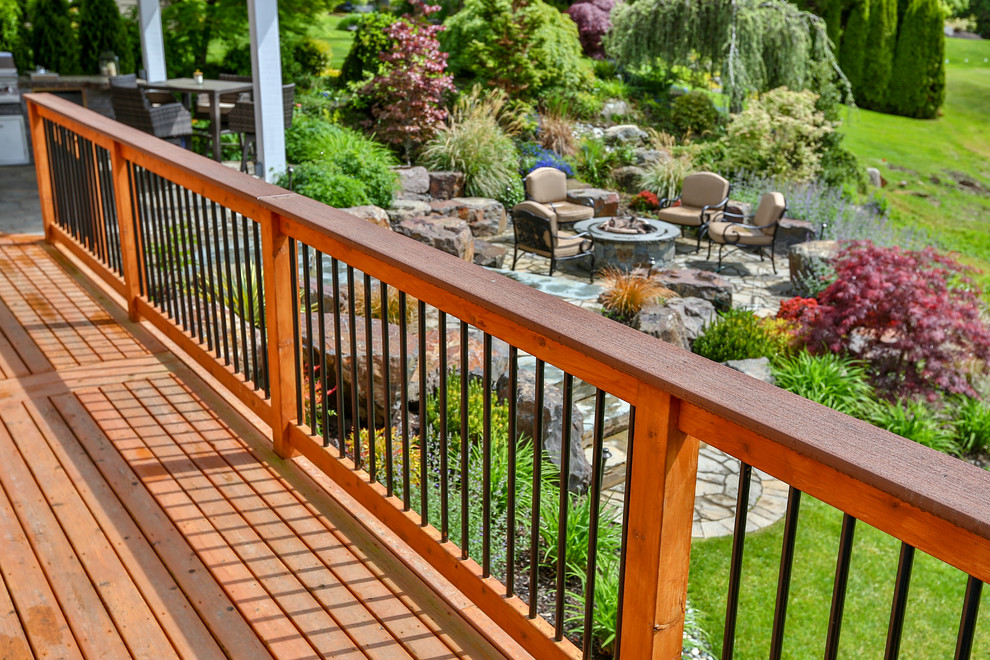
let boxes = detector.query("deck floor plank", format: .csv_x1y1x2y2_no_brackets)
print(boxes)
0,236,507,660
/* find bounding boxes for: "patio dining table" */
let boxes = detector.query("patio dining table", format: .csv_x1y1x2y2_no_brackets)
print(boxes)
140,77,253,162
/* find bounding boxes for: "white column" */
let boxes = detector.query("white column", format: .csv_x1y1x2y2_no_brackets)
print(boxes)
137,0,167,82
247,0,287,181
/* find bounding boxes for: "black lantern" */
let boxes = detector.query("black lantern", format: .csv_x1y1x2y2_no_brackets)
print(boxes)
99,51,120,77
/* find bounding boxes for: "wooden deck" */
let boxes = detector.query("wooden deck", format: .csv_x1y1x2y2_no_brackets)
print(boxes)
0,235,513,659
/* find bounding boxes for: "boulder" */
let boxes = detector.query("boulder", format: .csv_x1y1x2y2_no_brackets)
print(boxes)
866,167,886,188
635,302,689,350
410,327,511,406
604,124,648,145
777,218,815,252
473,239,507,268
302,277,337,312
611,165,647,193
343,204,391,230
387,200,432,226
633,149,669,166
429,171,465,200
497,370,592,493
652,269,732,312
396,166,430,201
448,197,507,237
566,188,620,217
394,216,475,261
724,357,776,385
601,99,630,117
664,296,716,346
788,240,839,292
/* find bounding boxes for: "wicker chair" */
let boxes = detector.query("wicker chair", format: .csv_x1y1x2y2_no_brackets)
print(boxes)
227,83,295,173
194,73,252,123
511,201,595,281
109,74,192,145
705,192,787,273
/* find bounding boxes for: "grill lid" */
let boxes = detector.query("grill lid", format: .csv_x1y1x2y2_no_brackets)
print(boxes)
0,52,20,102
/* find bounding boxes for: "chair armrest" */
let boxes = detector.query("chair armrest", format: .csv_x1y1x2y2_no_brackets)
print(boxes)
148,103,192,137
513,200,555,219
659,194,682,209
555,230,591,240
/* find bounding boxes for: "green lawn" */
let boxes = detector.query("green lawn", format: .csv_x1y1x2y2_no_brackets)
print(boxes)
840,38,990,284
307,13,356,70
689,496,990,658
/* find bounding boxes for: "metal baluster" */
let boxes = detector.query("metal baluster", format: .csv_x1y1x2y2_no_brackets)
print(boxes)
317,253,329,444
528,359,545,618
346,267,360,467
331,258,346,457
253,221,269,398
438,310,448,540
459,321,469,559
955,576,983,660
419,300,428,523
482,333,492,577
884,543,915,659
554,373,574,641
365,275,376,482
505,346,518,596
380,281,393,491
824,514,858,660
302,244,317,434
400,292,411,509
723,462,754,659
612,406,636,660
581,389,607,659
769,487,803,660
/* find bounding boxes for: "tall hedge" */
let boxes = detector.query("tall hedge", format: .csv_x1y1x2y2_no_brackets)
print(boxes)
859,0,897,109
838,0,869,94
0,0,28,68
888,0,944,118
78,0,133,74
30,0,79,74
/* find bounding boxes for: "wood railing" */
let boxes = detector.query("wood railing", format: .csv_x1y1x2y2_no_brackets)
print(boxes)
25,92,990,659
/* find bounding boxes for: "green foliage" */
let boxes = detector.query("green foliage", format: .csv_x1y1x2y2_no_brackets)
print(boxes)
441,0,593,98
340,12,399,84
670,91,721,138
30,0,79,74
838,0,871,94
637,155,691,202
888,0,946,118
293,36,333,78
723,87,834,182
566,555,621,654
421,93,522,202
278,162,372,208
284,115,399,208
425,373,510,458
772,351,877,419
860,0,898,110
0,0,29,69
539,489,621,578
950,395,990,453
692,308,793,364
974,0,990,36
574,137,626,187
871,397,960,454
606,0,851,112
78,0,133,75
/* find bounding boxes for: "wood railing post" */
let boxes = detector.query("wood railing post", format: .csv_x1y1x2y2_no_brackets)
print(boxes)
110,142,142,321
260,209,298,458
619,387,700,659
26,99,57,242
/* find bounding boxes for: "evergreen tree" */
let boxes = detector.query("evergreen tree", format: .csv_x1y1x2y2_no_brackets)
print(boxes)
78,0,132,74
838,0,869,95
972,0,990,37
859,0,897,109
30,0,79,74
888,0,944,118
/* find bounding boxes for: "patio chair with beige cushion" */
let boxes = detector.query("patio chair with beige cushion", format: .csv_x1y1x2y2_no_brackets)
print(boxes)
657,171,730,250
705,192,786,273
522,167,595,227
511,201,595,281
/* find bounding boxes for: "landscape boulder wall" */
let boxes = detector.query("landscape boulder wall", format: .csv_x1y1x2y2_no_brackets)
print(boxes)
652,269,732,312
342,205,391,230
497,370,593,493
430,197,507,237
636,302,690,351
665,297,717,347
396,166,431,201
429,171,465,200
394,216,475,261
566,189,619,217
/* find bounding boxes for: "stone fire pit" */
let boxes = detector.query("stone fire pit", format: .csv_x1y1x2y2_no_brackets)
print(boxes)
573,216,681,270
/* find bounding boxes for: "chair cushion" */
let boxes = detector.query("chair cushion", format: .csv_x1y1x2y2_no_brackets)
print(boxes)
657,205,706,227
681,172,730,209
707,221,773,246
555,232,593,257
553,201,595,224
526,167,567,204
753,192,786,232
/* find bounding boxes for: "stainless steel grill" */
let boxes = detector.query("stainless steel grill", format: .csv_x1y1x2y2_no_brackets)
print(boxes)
0,52,19,105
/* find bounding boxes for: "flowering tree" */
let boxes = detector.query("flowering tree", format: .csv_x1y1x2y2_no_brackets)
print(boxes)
804,241,990,399
565,0,614,59
362,1,455,157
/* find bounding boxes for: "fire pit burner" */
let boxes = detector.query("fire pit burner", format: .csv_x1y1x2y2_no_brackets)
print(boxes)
598,215,658,235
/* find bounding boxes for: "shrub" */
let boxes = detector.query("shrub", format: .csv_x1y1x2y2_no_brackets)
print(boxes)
284,116,399,208
859,0,898,111
804,241,990,399
692,308,792,364
629,190,659,212
567,555,621,654
871,398,959,454
294,37,332,78
422,90,521,204
575,137,620,187
887,0,945,119
78,0,133,75
723,87,833,182
537,107,576,157
772,351,876,420
951,395,990,453
0,0,29,69
540,489,621,578
360,3,454,156
279,162,371,208
340,12,399,84
637,156,691,203
598,267,673,325
30,0,79,74
519,143,574,177
442,0,593,98
837,0,869,96
565,0,614,59
671,91,720,138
